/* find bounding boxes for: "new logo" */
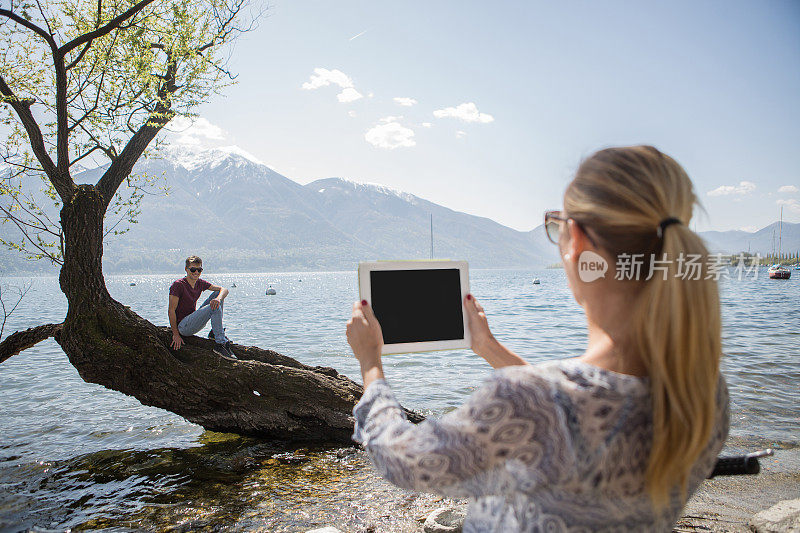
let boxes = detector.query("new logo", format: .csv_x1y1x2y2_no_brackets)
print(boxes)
578,251,608,282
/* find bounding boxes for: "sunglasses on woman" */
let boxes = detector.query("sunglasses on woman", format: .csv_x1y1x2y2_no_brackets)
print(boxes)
544,210,597,247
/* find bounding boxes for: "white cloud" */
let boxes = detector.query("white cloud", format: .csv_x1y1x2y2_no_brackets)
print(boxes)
455,130,467,139
380,115,403,123
707,181,756,197
337,87,363,102
777,198,800,214
365,121,416,149
302,68,365,104
166,117,227,146
394,97,417,107
739,225,758,232
348,110,357,117
421,122,432,128
778,185,799,194
433,102,494,123
302,68,353,90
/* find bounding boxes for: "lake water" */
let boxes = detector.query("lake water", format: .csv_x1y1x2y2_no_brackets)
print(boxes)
1,269,798,531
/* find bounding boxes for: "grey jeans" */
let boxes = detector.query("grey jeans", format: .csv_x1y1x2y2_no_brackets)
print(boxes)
177,291,228,343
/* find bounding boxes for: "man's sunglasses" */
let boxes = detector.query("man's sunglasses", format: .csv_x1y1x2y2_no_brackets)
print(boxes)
544,210,597,247
188,267,203,273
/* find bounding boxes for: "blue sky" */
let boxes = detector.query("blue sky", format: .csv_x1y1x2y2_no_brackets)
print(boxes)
182,0,800,232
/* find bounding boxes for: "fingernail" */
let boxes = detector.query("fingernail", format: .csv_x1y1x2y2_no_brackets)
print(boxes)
361,300,368,306
466,294,472,300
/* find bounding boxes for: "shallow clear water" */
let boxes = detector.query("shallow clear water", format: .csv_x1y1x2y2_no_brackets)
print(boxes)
0,269,798,531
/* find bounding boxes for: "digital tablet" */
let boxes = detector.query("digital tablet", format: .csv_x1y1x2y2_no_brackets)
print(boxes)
358,260,471,355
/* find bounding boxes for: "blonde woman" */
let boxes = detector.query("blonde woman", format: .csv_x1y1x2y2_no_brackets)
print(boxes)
346,145,729,531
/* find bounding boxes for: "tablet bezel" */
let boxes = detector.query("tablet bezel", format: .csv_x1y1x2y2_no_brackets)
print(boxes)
358,260,471,355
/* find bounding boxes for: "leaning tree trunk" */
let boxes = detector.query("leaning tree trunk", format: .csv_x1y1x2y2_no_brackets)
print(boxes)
53,184,421,443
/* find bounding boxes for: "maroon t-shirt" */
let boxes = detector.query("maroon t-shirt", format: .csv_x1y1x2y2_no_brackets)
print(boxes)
170,277,211,324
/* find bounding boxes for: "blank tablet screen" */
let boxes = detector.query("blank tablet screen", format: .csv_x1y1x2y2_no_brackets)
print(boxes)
370,268,464,344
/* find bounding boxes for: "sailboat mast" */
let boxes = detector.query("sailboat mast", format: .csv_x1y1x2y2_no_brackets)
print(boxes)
779,206,783,261
772,229,776,261
430,213,434,259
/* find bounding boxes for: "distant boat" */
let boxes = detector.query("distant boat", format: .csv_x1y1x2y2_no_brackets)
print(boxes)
532,278,540,285
768,265,791,280
266,285,277,295
231,283,236,288
769,207,791,280
129,282,136,286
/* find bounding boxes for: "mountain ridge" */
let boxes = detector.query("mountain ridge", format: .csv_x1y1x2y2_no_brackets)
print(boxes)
1,147,798,274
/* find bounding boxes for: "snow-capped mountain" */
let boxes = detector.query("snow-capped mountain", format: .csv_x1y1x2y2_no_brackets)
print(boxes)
57,146,556,273
164,144,265,172
6,145,793,275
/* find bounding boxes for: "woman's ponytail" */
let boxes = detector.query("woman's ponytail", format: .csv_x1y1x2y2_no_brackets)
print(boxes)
634,223,721,506
564,145,723,508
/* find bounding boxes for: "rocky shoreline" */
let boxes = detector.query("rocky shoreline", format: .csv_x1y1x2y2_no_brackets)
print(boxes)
302,448,800,533
675,466,800,532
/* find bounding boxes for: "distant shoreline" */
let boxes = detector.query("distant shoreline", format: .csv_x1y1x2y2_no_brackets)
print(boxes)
1,267,559,278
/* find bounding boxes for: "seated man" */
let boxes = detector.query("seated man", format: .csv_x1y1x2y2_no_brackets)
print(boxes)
168,255,236,360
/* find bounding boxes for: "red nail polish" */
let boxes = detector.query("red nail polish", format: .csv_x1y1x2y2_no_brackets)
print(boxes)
466,294,472,300
361,300,368,306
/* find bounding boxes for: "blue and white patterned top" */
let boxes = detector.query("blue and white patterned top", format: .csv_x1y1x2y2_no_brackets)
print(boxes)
353,359,729,532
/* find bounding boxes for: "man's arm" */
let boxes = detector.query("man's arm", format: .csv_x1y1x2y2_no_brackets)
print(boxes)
168,294,183,349
206,284,229,310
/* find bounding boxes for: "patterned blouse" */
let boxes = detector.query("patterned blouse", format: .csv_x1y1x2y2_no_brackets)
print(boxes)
353,359,729,532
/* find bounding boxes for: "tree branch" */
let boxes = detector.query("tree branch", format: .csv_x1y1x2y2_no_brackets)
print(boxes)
0,8,58,49
65,40,94,71
0,282,31,338
0,204,64,264
66,0,112,71
58,0,159,56
75,121,117,161
67,67,108,134
0,76,75,202
71,144,104,167
33,0,54,36
0,200,60,238
96,55,178,207
0,76,60,180
0,323,63,364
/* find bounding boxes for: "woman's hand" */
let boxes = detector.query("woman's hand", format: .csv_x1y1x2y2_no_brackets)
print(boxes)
464,294,528,369
346,300,385,386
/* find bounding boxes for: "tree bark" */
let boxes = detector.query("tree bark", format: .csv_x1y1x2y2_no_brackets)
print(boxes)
47,184,422,443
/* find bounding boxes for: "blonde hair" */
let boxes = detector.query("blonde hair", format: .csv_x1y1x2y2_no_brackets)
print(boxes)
564,145,721,507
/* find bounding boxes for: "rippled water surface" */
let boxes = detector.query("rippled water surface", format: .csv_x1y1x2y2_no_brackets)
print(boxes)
1,269,798,531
